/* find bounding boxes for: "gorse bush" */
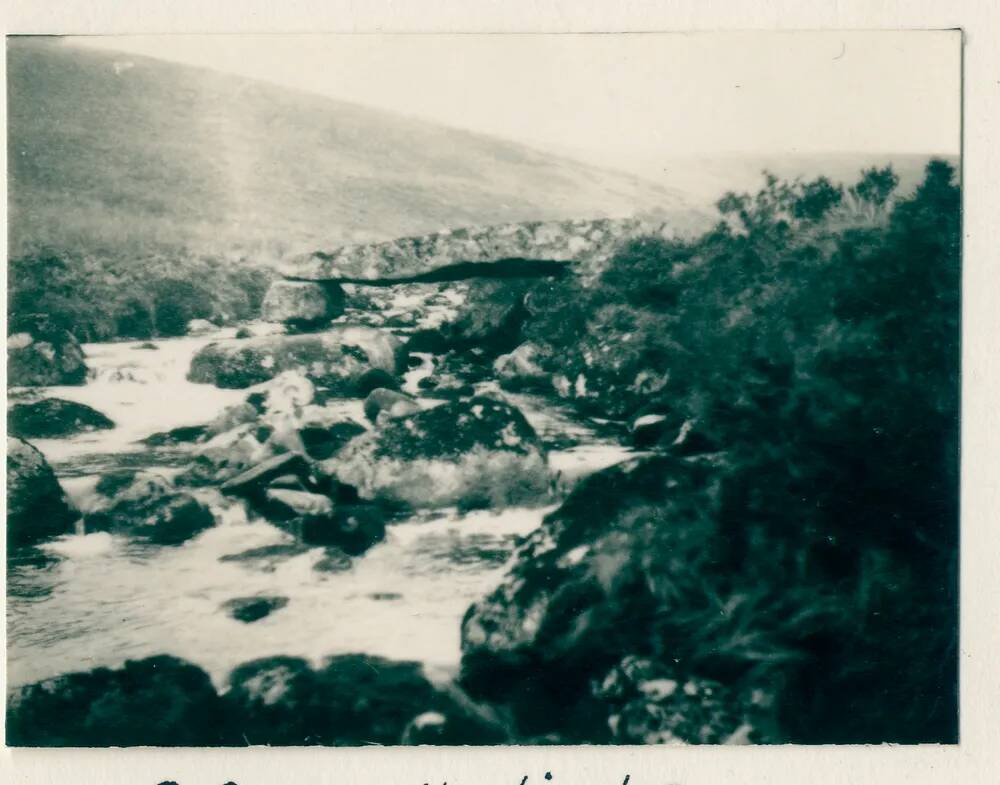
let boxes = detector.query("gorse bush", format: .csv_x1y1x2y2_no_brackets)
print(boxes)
8,248,272,341
517,160,959,742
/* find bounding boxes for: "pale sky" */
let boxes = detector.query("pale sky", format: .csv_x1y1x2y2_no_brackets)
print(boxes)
71,31,961,169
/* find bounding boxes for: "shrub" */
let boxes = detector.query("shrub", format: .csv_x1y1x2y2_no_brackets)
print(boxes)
514,160,960,742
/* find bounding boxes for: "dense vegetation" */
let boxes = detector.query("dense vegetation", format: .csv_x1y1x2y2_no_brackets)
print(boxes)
514,160,960,742
8,248,271,342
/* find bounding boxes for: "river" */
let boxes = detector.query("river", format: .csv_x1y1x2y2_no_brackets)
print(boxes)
7,325,634,692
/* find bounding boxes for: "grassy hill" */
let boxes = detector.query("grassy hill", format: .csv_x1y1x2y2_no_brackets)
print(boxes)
7,37,704,263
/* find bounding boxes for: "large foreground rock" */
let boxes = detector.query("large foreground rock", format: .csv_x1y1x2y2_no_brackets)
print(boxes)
327,396,552,510
280,218,659,283
7,437,79,549
223,654,505,746
8,317,87,387
7,655,229,746
8,398,115,439
261,280,345,326
187,328,402,391
458,455,778,743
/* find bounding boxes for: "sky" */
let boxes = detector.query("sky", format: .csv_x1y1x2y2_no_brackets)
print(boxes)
71,31,961,171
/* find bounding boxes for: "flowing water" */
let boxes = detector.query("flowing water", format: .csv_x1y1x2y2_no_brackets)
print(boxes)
7,326,634,691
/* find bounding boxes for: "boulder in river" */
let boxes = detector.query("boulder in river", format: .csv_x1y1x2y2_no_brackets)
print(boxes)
8,398,115,439
363,387,421,423
223,654,505,746
261,280,345,327
298,419,367,461
327,396,552,510
174,423,273,487
186,318,219,336
7,316,87,387
299,504,386,555
494,342,550,393
7,437,79,549
86,470,215,545
279,218,653,283
187,327,403,391
6,655,229,746
140,423,209,447
219,452,313,498
222,595,289,623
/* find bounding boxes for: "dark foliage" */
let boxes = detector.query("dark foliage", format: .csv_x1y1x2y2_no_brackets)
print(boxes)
509,161,960,742
8,249,271,342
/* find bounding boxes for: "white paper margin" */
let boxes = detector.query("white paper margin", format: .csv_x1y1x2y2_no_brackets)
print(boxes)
1,1,996,783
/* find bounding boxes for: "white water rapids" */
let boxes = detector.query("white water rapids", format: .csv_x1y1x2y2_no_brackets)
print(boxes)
7,326,634,691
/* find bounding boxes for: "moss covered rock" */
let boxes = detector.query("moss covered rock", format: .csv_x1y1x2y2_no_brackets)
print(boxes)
7,437,79,549
86,470,215,545
222,654,505,746
327,396,552,510
8,398,114,439
7,655,229,746
187,327,402,391
8,317,87,387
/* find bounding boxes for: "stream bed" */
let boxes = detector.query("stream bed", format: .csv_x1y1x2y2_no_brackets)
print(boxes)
7,327,634,691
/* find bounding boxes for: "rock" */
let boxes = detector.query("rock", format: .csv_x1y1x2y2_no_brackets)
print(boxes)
186,318,219,336
313,548,355,574
437,279,530,353
86,470,215,545
7,437,79,549
205,401,261,438
140,424,209,447
593,655,774,745
400,711,449,744
629,413,675,448
222,595,289,623
6,655,229,746
298,420,367,461
8,398,115,439
494,342,550,392
223,654,504,746
458,455,721,741
407,351,488,399
219,452,313,497
279,218,654,283
218,542,313,572
264,488,335,518
363,388,421,423
267,473,309,491
174,424,273,487
327,396,552,510
134,341,159,350
8,316,87,387
628,413,717,454
300,504,385,555
354,367,401,397
261,280,345,327
187,327,403,391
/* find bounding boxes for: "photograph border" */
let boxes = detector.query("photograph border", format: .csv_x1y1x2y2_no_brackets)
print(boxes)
2,1,996,783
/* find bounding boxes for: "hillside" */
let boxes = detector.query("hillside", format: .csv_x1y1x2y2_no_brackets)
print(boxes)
7,38,704,262
612,152,959,206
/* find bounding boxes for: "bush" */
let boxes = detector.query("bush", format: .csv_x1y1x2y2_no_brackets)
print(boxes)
512,160,960,742
8,246,273,342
